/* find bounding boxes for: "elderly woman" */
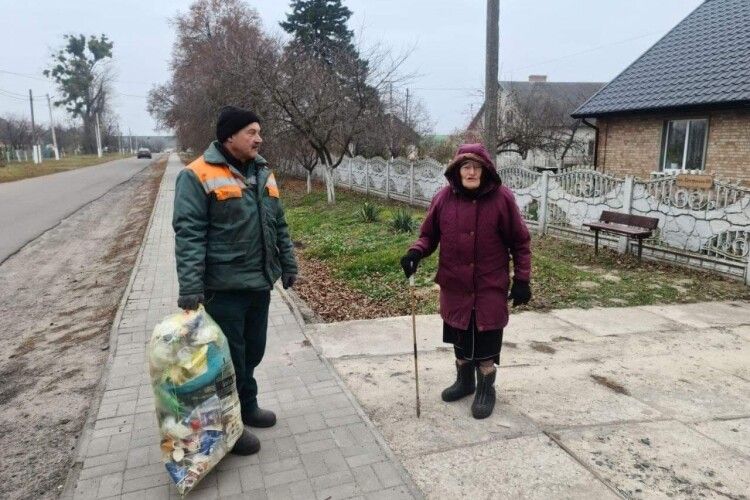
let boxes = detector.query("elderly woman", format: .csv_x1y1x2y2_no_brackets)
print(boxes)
400,143,531,419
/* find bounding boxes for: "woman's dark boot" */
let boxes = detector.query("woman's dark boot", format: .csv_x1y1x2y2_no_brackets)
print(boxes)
471,367,496,419
441,361,476,402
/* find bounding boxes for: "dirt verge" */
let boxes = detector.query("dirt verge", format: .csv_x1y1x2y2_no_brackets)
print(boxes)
0,158,166,499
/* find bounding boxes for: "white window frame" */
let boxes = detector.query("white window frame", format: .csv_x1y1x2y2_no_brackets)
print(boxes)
660,118,709,172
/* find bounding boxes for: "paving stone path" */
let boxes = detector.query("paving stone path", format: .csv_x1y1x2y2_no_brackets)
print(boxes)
64,154,420,500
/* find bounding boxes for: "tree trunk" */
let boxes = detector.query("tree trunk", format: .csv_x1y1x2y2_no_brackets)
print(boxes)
306,171,312,194
323,162,336,204
82,116,96,154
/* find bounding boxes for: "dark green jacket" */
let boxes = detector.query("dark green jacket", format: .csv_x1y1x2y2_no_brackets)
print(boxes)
173,142,297,295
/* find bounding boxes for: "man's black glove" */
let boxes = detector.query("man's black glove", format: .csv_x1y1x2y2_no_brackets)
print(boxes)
400,250,422,278
178,293,204,311
282,273,297,289
509,280,531,307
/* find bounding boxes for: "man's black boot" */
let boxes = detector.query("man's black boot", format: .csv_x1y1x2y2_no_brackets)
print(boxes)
471,367,496,419
243,406,277,428
441,360,476,402
231,428,260,455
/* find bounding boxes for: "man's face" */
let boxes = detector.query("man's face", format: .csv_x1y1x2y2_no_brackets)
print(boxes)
459,160,482,190
226,122,262,161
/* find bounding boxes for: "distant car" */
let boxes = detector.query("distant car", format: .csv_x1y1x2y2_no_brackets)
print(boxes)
137,148,152,159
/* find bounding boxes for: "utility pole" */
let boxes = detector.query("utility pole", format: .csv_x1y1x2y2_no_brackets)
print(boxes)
388,81,394,158
46,94,59,160
29,89,40,164
405,88,410,128
128,128,133,154
95,113,103,157
484,0,500,159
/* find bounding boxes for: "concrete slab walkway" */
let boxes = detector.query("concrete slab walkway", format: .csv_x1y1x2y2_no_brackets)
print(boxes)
307,303,750,498
64,155,420,500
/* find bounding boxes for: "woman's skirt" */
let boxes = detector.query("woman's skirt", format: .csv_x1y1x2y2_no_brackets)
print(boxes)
443,311,503,364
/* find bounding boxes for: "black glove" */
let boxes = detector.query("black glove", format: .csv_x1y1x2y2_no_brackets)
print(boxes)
509,280,531,307
178,293,204,311
282,273,297,289
400,250,422,278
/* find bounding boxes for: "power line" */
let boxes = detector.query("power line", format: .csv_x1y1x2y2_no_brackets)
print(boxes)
505,30,663,74
0,89,57,103
413,87,480,92
0,89,29,101
0,87,27,97
0,69,49,82
0,69,149,100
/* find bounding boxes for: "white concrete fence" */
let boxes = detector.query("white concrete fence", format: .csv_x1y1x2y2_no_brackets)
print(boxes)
282,156,750,285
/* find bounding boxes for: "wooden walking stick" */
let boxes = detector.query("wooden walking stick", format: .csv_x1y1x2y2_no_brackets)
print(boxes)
409,275,421,418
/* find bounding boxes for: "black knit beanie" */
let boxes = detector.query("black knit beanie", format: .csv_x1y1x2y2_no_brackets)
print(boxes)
216,105,261,143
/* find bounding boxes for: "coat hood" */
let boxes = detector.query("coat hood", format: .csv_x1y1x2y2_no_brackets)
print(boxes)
444,143,501,196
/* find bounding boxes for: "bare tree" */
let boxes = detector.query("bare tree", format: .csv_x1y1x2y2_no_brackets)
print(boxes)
364,88,432,158
1,115,32,150
494,83,590,166
148,0,279,153
262,41,411,203
295,140,319,193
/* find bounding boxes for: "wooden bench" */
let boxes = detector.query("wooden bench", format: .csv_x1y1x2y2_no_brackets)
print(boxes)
583,211,659,261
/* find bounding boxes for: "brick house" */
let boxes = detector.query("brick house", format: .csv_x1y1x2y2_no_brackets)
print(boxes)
572,0,750,184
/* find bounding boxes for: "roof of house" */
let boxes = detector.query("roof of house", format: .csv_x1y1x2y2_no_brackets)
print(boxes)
573,0,750,118
467,81,604,130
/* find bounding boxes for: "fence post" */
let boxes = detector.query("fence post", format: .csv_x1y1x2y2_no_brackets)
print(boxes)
365,159,370,195
386,158,391,199
619,175,635,253
538,170,550,235
349,157,353,190
409,160,415,204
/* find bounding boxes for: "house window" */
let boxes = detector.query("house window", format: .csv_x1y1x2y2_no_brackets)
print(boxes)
660,118,708,171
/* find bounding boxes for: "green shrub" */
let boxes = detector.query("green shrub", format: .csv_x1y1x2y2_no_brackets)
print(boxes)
391,208,416,233
357,201,380,223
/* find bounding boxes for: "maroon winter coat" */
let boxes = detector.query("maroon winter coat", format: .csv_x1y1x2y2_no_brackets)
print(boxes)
409,143,531,332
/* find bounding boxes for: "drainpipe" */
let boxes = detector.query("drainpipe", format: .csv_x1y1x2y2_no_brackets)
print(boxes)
581,118,598,170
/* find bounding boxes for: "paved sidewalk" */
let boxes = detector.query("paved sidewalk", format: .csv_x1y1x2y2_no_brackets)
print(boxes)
308,303,750,498
65,155,420,499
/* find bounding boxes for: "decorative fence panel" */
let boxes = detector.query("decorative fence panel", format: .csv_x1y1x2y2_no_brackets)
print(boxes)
280,156,750,284
630,177,750,278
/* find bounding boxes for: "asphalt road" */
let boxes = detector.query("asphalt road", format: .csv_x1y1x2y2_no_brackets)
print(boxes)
0,155,158,263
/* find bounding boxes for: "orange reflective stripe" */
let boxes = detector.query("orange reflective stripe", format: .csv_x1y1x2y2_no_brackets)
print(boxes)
187,157,243,195
265,171,280,198
214,186,243,200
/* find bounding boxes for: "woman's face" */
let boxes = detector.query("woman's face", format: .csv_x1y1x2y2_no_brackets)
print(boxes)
459,160,482,190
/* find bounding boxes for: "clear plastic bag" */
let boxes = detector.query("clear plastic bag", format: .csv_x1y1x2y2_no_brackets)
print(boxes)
148,306,243,495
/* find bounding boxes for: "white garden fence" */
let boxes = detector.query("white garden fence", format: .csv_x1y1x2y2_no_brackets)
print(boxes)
283,157,750,285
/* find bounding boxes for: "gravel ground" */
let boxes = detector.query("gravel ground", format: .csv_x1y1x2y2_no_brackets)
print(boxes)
0,158,166,499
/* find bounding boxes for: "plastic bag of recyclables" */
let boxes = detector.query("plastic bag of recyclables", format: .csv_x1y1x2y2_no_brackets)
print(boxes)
148,306,243,495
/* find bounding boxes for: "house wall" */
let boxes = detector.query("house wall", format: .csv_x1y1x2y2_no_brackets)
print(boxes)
596,108,750,183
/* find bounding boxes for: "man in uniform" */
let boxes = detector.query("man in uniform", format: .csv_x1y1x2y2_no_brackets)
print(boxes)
173,106,298,454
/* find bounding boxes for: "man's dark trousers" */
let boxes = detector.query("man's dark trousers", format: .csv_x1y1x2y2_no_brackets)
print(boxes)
205,289,271,416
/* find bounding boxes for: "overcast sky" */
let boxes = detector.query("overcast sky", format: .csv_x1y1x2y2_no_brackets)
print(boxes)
0,0,703,136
